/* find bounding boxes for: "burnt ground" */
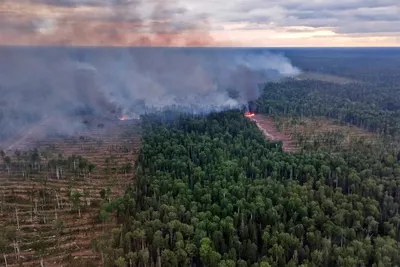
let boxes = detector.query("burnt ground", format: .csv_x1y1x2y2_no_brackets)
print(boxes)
249,114,376,153
249,114,297,152
0,116,141,266
276,116,376,151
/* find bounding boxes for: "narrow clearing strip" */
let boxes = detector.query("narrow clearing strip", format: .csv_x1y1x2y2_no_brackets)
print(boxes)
249,114,297,152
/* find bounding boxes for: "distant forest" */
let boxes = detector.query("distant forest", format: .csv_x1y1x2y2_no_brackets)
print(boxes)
255,49,400,136
281,48,400,85
257,79,400,135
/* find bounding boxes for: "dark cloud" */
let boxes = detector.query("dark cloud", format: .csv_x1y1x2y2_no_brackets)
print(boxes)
28,0,121,7
0,0,398,44
287,10,336,21
0,16,36,34
336,21,400,34
0,0,214,46
230,0,400,35
255,0,397,12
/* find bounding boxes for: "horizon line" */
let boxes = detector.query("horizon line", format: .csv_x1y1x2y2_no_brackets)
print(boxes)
0,44,399,49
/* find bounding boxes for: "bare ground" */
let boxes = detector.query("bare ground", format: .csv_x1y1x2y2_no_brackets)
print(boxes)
0,117,141,266
248,114,375,152
249,114,297,152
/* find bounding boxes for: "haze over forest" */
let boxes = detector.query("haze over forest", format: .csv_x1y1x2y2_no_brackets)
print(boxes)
1,0,400,266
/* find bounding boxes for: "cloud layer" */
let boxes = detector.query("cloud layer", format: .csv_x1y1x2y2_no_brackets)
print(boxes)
0,0,398,46
0,0,216,46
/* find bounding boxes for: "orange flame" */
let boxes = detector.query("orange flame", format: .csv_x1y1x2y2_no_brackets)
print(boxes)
245,112,255,118
119,116,126,121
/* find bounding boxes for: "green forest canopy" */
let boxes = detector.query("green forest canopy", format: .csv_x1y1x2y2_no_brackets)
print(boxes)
256,77,400,137
97,110,400,267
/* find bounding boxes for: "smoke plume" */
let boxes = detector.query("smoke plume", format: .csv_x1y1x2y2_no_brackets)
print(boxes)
93,48,301,115
0,0,301,144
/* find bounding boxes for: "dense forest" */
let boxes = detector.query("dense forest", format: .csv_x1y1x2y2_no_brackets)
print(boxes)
279,48,400,85
256,80,400,136
96,110,400,267
253,49,400,137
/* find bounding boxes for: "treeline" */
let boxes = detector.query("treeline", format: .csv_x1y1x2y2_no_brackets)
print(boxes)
256,80,400,136
97,110,400,267
282,48,400,85
0,148,97,180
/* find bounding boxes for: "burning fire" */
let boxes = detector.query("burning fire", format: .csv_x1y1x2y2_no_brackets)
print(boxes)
245,112,255,118
119,113,140,121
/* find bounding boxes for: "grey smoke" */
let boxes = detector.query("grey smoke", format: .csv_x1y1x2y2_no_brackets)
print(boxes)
92,48,301,115
0,47,300,142
0,0,300,144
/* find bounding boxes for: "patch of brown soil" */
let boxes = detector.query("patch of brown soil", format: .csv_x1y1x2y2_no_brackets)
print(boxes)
249,115,297,152
248,114,376,153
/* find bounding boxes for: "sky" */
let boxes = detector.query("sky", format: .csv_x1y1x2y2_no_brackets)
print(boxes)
1,0,399,47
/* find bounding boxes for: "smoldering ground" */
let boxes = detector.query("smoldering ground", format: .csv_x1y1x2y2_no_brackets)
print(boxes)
0,0,301,143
